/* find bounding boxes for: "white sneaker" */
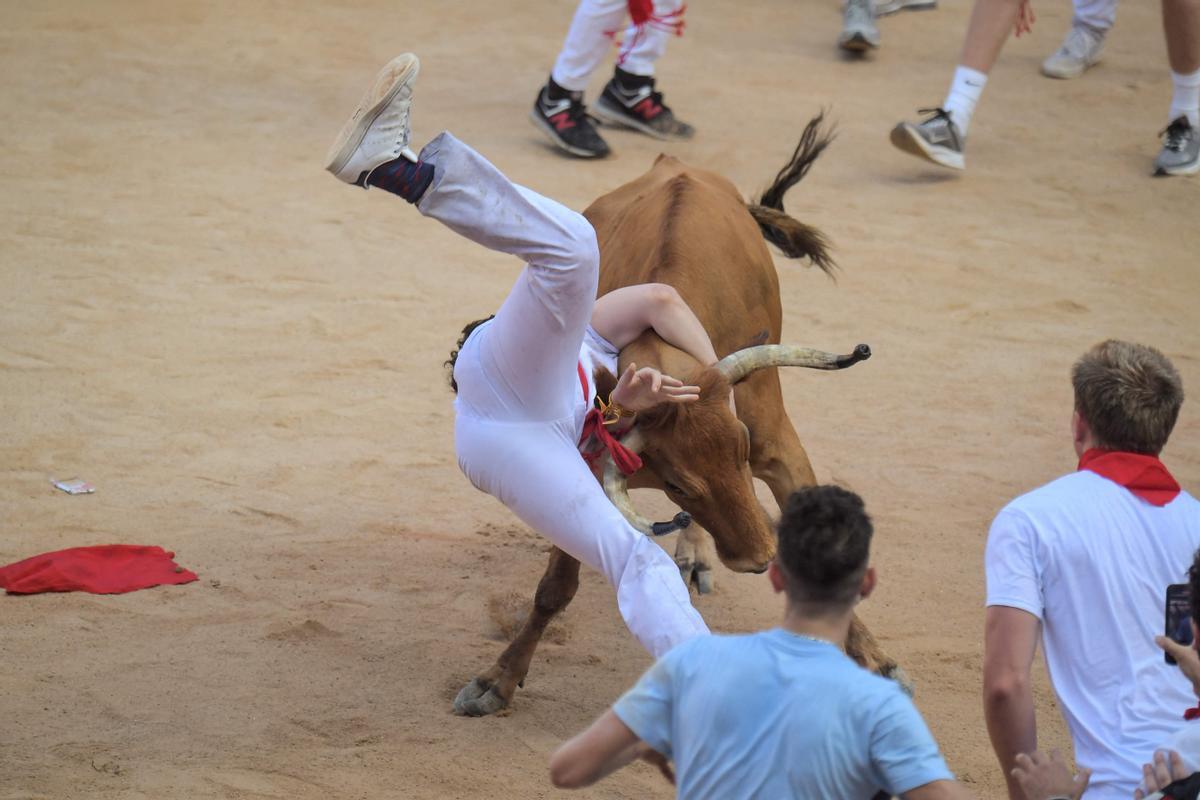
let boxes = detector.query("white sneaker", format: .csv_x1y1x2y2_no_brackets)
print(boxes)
325,53,420,185
1041,23,1105,80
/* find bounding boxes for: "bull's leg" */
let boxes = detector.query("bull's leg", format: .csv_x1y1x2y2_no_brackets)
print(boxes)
674,526,718,594
847,614,912,695
453,547,581,716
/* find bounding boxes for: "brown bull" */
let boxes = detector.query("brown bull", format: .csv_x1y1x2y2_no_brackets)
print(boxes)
453,116,902,717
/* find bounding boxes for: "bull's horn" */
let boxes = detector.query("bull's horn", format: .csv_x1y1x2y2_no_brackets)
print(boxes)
600,428,693,538
714,343,871,385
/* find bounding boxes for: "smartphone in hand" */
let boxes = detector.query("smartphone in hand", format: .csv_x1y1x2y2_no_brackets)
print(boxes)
1165,583,1193,665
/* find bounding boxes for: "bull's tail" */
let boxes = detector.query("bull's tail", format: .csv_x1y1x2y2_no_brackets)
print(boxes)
746,112,836,277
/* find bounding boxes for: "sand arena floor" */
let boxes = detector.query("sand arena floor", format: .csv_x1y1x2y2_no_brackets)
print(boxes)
2,1,1198,798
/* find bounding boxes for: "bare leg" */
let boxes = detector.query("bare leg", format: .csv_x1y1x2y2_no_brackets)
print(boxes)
960,0,1025,73
455,549,582,716
1165,0,1200,74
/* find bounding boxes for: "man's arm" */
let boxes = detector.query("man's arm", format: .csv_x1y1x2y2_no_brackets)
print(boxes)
549,709,669,789
590,283,719,366
902,779,978,800
983,605,1042,800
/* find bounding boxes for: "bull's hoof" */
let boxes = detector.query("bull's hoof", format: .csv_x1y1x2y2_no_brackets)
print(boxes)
883,665,914,697
453,678,510,717
677,559,714,595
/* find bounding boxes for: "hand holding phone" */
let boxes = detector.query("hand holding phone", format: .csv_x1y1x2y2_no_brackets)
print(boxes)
1164,584,1193,666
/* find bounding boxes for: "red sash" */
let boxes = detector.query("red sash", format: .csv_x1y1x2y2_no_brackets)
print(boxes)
577,363,642,477
1077,448,1181,506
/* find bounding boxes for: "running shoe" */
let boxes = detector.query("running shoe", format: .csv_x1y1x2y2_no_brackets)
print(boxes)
592,72,695,141
840,0,881,52
1041,22,1106,80
890,108,965,170
529,83,610,158
1155,117,1200,176
874,0,937,16
326,53,420,186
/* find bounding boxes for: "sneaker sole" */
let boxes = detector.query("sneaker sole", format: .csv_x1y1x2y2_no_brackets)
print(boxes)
1040,59,1098,80
591,96,691,141
839,31,880,51
325,53,420,178
1155,158,1200,177
890,122,965,170
875,0,936,15
527,110,609,158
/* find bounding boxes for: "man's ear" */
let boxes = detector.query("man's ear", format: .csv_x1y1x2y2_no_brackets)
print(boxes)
1072,409,1093,457
858,566,877,602
767,560,787,595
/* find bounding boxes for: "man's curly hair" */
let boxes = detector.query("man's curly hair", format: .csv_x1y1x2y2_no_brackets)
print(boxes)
776,485,873,608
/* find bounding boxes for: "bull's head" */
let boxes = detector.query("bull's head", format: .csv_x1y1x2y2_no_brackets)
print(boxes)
600,343,871,574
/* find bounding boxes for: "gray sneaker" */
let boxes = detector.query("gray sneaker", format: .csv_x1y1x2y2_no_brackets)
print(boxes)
1155,117,1200,176
890,108,965,170
874,0,936,16
839,0,880,52
1041,21,1105,79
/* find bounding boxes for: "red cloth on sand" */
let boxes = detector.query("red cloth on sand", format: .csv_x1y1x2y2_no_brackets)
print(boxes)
1077,448,1182,507
0,545,198,595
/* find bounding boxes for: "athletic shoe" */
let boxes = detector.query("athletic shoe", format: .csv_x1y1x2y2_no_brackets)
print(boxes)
592,76,695,141
1041,22,1106,79
890,108,966,170
529,84,610,158
1154,117,1200,176
326,53,420,186
874,0,937,16
839,0,881,52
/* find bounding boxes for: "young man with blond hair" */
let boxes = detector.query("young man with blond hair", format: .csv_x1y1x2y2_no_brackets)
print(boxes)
984,340,1200,800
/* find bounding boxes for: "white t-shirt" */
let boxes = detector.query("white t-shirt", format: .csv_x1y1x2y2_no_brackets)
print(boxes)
573,325,619,445
986,469,1200,799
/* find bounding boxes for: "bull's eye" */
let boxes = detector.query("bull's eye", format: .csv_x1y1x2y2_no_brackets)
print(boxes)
664,480,686,497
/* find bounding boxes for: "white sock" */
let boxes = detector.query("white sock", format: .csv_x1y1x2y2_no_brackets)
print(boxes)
1169,68,1200,128
943,66,988,137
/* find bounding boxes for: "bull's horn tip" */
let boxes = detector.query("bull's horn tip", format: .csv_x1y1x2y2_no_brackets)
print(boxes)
674,512,692,529
854,344,871,359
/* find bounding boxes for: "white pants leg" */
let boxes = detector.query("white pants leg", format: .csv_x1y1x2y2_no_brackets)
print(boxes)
1073,0,1117,31
417,131,709,657
550,0,684,90
619,0,685,77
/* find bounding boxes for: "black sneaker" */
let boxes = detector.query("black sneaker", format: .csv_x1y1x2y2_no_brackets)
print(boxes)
592,70,695,141
528,82,610,159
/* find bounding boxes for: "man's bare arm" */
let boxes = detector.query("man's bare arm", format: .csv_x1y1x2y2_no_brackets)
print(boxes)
549,710,669,789
983,606,1042,800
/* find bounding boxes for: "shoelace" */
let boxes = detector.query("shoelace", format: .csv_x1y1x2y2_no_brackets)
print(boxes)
915,107,961,149
1160,118,1192,153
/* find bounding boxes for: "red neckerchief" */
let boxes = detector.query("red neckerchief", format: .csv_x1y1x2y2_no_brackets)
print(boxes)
577,363,642,477
1185,706,1200,720
1077,448,1181,507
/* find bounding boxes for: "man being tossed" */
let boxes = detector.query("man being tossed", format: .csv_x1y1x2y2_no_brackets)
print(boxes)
550,485,973,798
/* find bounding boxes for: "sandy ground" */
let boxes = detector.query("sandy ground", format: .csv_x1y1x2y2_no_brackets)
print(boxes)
2,1,1199,798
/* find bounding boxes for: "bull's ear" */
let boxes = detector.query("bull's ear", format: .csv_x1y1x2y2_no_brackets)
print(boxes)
593,366,618,402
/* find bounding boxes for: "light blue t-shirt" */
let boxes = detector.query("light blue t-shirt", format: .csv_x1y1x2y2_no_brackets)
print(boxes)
612,629,952,800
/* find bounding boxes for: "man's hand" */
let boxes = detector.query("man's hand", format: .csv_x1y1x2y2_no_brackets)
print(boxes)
1011,750,1090,800
1156,635,1200,698
610,362,700,413
1013,0,1035,37
1134,750,1190,799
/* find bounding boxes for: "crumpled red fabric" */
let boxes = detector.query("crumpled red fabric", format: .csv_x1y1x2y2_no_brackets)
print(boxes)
577,363,643,476
1077,448,1182,507
0,545,198,595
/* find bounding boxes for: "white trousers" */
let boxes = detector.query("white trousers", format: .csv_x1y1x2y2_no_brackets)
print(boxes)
551,0,685,91
416,131,709,658
1074,0,1116,31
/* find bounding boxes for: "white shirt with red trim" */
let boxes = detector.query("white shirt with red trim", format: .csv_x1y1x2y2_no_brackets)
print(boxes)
574,325,619,447
985,470,1200,799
